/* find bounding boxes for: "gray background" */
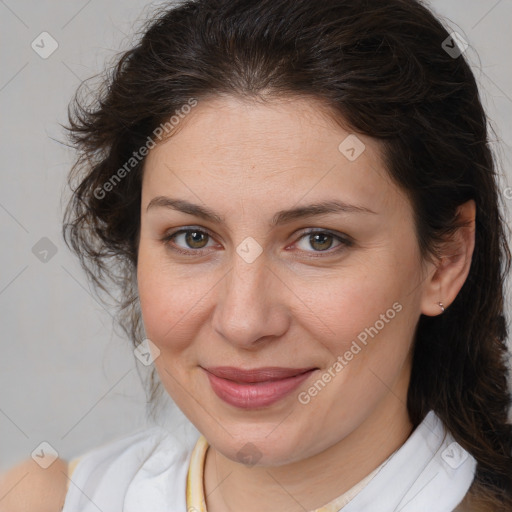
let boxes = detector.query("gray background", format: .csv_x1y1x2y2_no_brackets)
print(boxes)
1,0,511,469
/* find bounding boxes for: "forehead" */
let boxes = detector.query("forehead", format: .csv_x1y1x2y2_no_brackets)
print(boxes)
141,95,406,218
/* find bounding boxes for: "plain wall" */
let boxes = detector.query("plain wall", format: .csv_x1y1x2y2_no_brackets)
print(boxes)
1,0,511,469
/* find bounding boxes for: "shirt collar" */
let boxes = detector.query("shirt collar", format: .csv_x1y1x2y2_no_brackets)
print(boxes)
186,411,476,512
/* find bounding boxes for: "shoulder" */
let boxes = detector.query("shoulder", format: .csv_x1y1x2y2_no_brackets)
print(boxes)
62,425,198,511
0,456,68,512
68,425,188,477
0,426,194,512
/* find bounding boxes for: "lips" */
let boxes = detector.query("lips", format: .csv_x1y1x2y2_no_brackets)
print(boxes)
204,366,315,383
202,366,318,409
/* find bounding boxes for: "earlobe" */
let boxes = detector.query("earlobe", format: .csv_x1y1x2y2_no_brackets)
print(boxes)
420,199,476,317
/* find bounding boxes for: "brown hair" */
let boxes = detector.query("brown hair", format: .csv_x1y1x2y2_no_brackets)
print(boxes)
62,0,512,508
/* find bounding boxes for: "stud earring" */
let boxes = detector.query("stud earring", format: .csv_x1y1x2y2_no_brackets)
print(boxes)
438,302,445,313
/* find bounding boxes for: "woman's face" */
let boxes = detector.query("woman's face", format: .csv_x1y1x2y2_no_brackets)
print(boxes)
137,95,433,466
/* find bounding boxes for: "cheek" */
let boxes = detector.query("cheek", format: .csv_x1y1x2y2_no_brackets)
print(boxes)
137,249,200,353
309,268,409,345
312,284,405,379
309,247,421,371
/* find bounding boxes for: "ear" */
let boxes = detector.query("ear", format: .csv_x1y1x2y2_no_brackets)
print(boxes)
420,199,476,316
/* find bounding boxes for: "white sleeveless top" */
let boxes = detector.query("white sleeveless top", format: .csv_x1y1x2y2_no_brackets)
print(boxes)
62,411,476,512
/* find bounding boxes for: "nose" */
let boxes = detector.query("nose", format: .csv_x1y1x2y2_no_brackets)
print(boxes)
211,246,290,350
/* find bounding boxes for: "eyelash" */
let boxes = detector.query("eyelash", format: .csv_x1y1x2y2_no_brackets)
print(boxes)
160,227,353,257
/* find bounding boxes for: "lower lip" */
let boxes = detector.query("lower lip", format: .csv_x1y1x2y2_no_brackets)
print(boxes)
204,369,316,409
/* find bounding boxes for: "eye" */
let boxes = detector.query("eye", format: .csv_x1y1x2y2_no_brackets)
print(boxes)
161,228,217,255
161,227,352,257
293,229,352,256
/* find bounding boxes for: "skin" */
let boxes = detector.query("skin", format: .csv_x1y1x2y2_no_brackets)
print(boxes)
0,94,475,512
137,94,475,512
0,457,68,511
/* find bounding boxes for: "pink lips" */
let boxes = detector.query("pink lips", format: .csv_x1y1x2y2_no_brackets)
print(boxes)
202,366,317,409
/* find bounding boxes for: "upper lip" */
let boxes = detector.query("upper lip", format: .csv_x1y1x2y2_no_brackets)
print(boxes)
203,366,316,383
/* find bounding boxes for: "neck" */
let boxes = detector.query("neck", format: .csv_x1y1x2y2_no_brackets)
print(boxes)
203,393,413,512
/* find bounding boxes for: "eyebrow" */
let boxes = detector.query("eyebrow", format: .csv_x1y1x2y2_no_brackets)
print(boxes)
146,196,377,226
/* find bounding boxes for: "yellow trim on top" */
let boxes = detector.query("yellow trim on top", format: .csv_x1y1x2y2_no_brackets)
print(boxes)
66,456,82,492
185,435,385,512
186,435,209,512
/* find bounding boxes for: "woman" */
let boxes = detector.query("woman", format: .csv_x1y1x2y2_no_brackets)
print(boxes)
1,0,511,510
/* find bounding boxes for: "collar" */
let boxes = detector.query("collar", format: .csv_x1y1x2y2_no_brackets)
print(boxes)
186,411,475,511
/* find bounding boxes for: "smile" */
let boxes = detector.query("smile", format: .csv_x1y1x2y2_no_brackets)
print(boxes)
202,366,318,409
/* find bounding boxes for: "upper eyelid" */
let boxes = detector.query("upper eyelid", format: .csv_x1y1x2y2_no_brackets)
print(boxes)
163,226,346,239
162,226,217,242
162,226,350,250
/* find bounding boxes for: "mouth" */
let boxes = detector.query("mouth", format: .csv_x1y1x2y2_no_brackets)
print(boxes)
201,366,318,409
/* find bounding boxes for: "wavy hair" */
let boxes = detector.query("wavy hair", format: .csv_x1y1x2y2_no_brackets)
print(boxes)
62,0,512,508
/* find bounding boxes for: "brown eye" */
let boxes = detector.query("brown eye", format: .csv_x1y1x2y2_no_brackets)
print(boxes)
183,230,209,249
294,230,352,256
161,228,215,254
308,232,334,251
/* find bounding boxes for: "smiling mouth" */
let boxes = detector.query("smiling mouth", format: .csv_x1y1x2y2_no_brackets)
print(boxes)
201,366,318,409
